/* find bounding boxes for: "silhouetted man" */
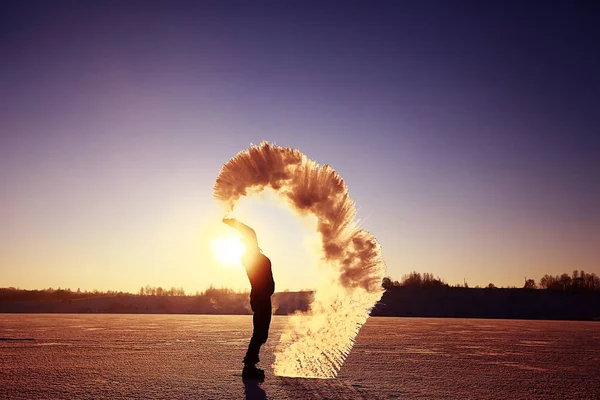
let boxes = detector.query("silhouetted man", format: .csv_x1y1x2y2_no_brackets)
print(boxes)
223,218,275,379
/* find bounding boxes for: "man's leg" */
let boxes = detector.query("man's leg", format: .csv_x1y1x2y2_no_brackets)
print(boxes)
243,297,272,367
243,313,262,366
255,298,272,347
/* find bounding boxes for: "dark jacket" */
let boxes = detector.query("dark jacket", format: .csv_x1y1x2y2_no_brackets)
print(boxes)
243,251,275,298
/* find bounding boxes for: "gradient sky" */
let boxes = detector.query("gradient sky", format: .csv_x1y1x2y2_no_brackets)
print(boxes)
1,1,598,293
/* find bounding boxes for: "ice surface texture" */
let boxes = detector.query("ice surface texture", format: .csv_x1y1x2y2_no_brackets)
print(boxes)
3,315,599,400
214,142,385,377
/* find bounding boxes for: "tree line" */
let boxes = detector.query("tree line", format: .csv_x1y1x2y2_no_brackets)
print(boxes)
2,270,599,302
382,270,600,292
138,286,187,297
0,287,132,302
137,285,246,297
0,285,247,302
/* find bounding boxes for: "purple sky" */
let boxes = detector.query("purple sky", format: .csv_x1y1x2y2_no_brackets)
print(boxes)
1,1,598,291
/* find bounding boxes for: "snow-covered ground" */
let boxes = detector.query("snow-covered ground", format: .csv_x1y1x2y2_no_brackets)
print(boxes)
1,314,598,399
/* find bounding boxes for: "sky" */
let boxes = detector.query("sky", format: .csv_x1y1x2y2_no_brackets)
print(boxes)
1,1,598,293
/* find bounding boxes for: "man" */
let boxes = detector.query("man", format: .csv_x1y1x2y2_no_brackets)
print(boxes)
223,218,275,379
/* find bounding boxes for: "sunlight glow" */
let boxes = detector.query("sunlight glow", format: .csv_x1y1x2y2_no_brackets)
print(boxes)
210,235,245,267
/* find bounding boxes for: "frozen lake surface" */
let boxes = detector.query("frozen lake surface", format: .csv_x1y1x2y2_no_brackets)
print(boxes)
1,314,599,399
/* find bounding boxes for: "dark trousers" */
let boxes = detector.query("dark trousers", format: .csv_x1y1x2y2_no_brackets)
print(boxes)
244,294,272,365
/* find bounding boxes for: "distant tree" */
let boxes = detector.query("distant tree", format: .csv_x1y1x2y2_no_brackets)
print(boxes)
487,283,496,289
559,274,572,291
523,279,537,289
382,277,393,290
572,270,585,290
401,272,423,287
539,274,553,289
399,272,447,288
584,272,600,291
203,285,235,297
592,273,600,291
537,271,600,292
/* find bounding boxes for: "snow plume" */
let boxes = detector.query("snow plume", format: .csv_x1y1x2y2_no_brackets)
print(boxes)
213,142,385,378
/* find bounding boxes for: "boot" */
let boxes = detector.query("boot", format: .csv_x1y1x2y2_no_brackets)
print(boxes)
242,364,265,379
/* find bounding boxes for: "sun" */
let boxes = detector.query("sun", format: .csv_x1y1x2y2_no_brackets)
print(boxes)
210,235,246,267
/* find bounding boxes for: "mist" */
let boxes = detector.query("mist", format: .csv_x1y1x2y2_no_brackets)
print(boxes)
214,142,386,377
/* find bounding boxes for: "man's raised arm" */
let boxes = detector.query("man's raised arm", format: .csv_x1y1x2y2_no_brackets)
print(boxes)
222,218,258,248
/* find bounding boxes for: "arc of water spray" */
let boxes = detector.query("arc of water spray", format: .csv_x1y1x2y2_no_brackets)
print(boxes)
214,142,385,378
